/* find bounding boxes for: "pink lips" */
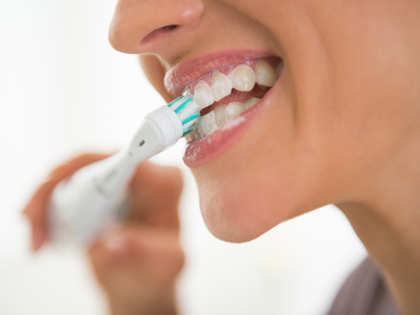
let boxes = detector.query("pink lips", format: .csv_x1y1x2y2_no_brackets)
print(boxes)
163,50,282,167
183,97,264,167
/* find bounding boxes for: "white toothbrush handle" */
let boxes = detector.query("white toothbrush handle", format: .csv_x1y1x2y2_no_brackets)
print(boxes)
48,106,184,246
48,153,134,246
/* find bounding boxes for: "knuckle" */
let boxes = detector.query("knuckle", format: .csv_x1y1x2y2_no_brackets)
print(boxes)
48,152,109,180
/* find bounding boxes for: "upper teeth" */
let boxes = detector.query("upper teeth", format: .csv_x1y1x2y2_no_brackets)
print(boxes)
192,60,278,109
193,81,214,108
211,71,232,102
229,64,256,92
186,60,280,142
255,60,277,87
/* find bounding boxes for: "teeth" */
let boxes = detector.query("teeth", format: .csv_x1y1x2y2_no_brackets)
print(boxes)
191,96,261,141
197,111,218,137
194,81,214,109
186,59,278,142
229,64,256,92
225,102,245,120
214,101,246,128
191,61,278,107
211,72,232,101
244,97,260,110
214,105,227,127
255,61,277,87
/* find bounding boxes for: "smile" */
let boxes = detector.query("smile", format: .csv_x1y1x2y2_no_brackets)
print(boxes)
164,50,283,166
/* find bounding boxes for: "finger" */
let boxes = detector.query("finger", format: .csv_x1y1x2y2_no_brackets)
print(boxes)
47,153,110,181
23,153,110,251
129,162,183,229
24,179,57,251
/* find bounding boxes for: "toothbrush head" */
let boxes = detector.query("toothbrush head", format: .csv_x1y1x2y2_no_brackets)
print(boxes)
167,94,201,136
144,94,201,149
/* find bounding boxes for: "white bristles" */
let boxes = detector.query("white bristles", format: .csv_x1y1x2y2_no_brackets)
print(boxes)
167,95,200,135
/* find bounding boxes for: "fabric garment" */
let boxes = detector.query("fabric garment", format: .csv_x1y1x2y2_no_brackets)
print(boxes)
327,257,400,315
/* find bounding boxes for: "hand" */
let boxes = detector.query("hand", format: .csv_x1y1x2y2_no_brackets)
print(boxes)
23,153,184,315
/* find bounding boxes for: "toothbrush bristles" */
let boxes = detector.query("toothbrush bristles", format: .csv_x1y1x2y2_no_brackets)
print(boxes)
168,95,200,137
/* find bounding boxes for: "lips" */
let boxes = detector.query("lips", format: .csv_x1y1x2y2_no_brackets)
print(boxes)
163,50,283,167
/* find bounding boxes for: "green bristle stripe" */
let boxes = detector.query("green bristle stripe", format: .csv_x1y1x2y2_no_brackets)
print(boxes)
167,96,183,108
183,126,194,136
174,98,192,114
182,113,200,125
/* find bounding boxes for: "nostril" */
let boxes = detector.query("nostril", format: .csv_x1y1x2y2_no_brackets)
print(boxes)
161,25,179,32
141,24,180,45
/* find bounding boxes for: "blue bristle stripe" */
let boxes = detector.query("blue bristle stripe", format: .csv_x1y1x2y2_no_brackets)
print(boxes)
174,98,192,114
167,96,183,108
182,113,200,125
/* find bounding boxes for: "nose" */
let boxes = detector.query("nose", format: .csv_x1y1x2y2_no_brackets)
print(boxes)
109,0,204,54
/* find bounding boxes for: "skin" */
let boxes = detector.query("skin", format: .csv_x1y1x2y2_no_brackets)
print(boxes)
24,1,420,314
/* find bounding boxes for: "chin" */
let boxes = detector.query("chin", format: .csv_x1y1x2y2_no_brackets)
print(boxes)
196,173,300,243
200,202,267,243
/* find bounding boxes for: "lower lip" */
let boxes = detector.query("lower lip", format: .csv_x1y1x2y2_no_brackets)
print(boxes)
183,80,279,167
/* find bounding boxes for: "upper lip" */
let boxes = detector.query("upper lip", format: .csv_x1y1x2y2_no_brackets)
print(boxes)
164,50,275,97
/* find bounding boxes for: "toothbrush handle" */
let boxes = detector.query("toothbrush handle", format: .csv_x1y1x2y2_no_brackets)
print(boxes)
48,117,169,246
48,154,131,245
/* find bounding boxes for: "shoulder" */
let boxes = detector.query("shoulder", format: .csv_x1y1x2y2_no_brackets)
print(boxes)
327,257,400,315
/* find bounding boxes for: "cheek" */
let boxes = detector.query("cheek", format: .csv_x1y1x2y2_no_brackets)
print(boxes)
307,2,420,191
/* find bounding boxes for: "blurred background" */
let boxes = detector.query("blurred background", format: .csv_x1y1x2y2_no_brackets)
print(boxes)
0,1,366,314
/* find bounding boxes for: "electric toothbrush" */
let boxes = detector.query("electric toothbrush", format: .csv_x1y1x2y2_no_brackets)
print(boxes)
48,94,200,246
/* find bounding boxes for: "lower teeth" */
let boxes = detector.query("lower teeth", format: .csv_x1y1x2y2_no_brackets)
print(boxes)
188,97,261,142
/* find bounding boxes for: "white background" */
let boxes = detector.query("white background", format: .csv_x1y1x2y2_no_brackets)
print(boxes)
0,1,366,314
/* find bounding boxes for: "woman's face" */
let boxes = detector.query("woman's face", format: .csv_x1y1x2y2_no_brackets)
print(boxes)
110,1,420,242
